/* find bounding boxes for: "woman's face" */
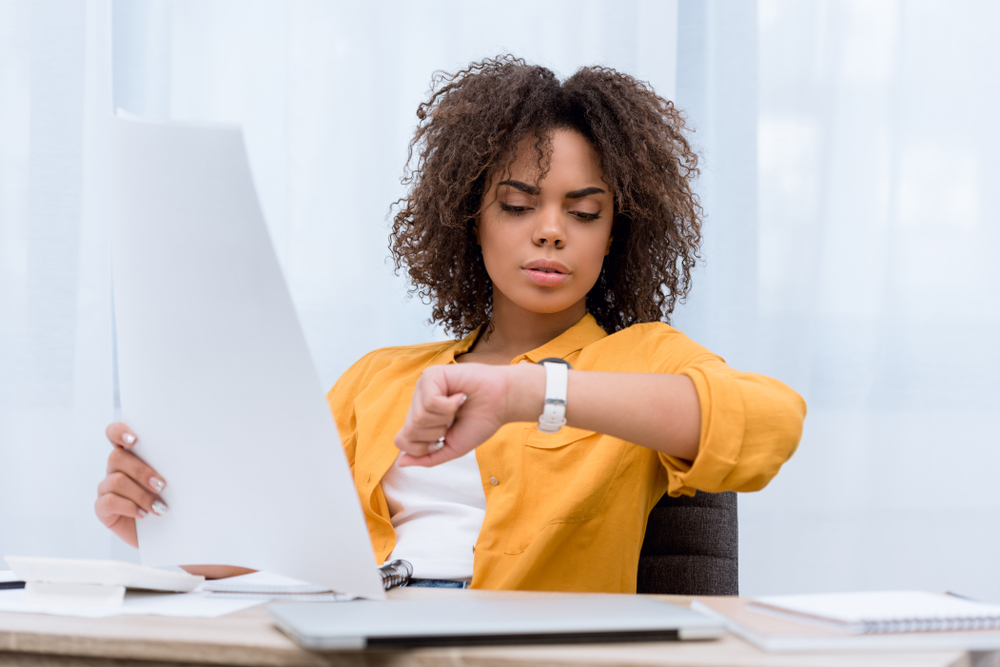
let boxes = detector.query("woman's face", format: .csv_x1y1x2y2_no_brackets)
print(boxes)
475,129,614,319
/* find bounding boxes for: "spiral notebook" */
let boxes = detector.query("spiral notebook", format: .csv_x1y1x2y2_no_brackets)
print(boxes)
693,592,1000,653
750,591,1000,634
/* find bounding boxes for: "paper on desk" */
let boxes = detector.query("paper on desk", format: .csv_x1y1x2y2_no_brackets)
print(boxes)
109,114,384,600
0,587,260,618
202,570,356,602
203,570,331,593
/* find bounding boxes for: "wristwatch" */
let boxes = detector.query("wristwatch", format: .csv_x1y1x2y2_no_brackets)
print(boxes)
537,357,571,433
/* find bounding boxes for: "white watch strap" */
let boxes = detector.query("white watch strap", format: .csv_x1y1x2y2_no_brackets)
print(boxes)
538,361,568,433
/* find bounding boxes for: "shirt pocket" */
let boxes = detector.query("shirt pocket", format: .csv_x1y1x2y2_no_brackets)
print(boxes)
503,426,627,555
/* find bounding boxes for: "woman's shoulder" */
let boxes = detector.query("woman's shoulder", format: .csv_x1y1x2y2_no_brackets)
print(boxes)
603,320,695,348
581,319,721,372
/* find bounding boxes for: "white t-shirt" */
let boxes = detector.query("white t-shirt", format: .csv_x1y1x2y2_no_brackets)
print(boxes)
380,450,487,580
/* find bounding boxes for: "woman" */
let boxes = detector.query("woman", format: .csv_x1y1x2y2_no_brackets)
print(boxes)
96,56,806,592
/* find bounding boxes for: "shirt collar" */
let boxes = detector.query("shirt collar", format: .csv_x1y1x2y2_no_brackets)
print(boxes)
442,326,483,363
443,313,607,364
517,313,607,363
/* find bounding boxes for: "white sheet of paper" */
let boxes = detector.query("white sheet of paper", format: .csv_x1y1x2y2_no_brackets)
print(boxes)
202,571,357,602
202,570,328,592
109,114,384,600
0,588,261,618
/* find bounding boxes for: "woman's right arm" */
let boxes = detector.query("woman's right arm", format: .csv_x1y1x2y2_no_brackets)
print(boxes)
95,422,253,579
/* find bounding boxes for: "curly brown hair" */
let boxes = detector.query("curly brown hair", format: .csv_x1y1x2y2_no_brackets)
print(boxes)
390,55,701,338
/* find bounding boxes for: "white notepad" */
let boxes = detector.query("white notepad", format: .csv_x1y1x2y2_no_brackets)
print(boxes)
751,591,1000,634
4,556,202,593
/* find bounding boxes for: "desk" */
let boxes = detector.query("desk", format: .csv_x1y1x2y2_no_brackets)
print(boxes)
0,588,990,667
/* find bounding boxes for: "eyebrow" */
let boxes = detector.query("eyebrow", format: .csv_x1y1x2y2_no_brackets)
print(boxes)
497,180,606,199
565,186,607,199
497,180,540,195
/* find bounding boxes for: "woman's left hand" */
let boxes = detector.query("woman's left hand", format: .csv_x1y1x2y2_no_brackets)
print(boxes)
394,362,540,467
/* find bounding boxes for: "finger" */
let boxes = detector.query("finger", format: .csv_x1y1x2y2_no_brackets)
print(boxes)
412,399,457,433
97,471,167,516
106,446,166,494
397,445,458,468
95,492,148,526
106,422,138,449
393,432,438,458
395,414,456,453
408,397,465,441
412,394,466,440
405,424,452,444
423,391,466,417
438,392,468,417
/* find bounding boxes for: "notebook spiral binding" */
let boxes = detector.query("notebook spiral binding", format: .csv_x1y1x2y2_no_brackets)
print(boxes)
378,559,413,590
864,616,1000,634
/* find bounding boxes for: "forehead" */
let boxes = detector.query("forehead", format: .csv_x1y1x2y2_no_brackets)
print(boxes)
502,129,607,188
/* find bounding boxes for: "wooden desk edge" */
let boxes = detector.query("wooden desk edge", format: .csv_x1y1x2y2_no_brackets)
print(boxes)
0,591,976,667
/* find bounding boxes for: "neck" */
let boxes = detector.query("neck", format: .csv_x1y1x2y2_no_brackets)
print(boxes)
475,295,587,360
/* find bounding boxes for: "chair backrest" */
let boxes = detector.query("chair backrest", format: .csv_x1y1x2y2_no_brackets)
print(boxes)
636,490,738,595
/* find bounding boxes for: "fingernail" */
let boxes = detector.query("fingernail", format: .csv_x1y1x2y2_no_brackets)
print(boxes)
149,477,165,493
123,433,136,445
137,508,148,518
151,500,168,516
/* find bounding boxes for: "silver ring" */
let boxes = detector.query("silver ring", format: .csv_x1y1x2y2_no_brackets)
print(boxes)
428,439,445,452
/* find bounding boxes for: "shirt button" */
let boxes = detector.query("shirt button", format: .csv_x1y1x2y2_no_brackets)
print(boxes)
490,476,499,486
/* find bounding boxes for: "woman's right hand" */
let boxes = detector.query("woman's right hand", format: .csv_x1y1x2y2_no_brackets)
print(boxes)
95,423,168,549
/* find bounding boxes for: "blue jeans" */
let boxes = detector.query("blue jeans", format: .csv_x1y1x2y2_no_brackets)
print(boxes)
406,579,471,589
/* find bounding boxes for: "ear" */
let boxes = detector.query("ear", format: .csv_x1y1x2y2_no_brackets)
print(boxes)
472,217,482,246
604,234,613,256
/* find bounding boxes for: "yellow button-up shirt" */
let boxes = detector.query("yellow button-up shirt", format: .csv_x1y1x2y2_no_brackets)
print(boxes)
327,314,805,593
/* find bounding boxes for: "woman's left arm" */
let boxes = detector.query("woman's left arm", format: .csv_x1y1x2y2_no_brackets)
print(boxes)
395,359,805,495
513,365,703,459
395,363,699,464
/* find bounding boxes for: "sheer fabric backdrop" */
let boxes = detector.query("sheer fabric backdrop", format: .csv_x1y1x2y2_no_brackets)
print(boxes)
0,0,682,562
0,0,114,563
741,0,1000,601
2,0,998,601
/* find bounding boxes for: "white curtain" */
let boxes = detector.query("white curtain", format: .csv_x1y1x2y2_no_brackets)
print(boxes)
4,0,998,603
697,0,999,601
110,0,680,389
0,0,681,561
0,0,114,561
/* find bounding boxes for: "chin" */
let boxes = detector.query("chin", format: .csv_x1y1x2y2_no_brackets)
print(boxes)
510,292,584,315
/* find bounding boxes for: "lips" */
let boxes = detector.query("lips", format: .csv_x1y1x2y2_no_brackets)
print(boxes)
523,259,570,287
523,259,570,274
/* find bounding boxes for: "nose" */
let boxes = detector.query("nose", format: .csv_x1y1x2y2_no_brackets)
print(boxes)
532,206,566,249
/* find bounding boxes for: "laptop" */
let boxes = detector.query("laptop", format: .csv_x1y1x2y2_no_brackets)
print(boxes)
267,594,726,650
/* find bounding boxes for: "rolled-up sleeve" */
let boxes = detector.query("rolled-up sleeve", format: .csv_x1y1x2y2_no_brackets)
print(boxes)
640,327,806,497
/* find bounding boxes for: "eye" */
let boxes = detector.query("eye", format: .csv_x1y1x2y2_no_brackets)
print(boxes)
572,211,601,221
500,202,530,216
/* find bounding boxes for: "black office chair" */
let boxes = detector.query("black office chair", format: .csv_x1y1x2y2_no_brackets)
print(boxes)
636,491,738,595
